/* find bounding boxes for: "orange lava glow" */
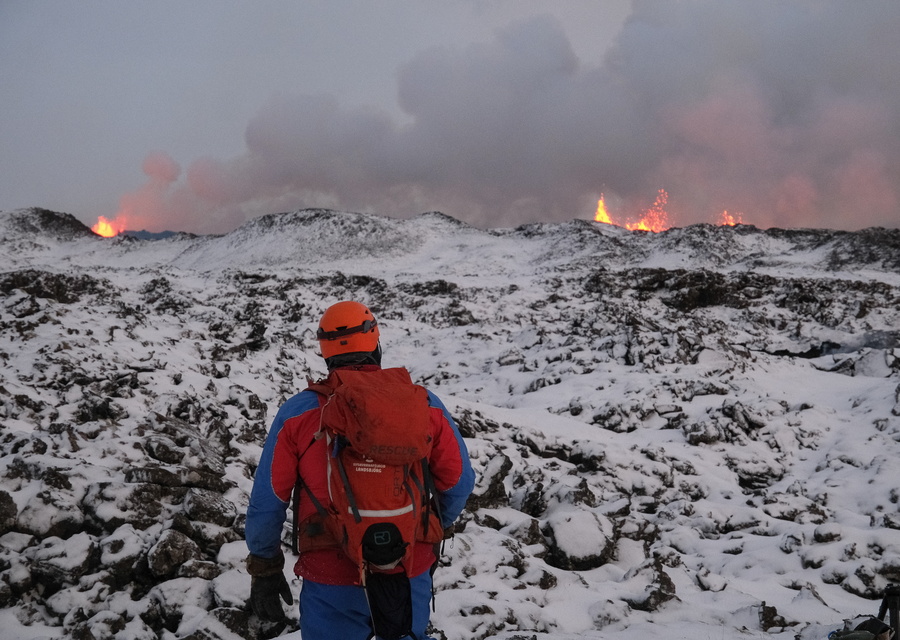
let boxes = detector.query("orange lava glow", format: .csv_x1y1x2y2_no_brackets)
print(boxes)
594,189,671,232
91,216,126,237
594,195,613,224
625,189,670,233
718,210,743,226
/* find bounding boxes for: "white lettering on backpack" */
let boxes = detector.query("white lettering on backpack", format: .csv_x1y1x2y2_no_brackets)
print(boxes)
352,461,386,473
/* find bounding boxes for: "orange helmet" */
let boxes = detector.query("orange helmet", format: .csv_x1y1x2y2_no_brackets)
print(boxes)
317,301,380,359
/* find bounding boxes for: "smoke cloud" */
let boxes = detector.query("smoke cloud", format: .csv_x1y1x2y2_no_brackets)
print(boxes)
122,1,900,233
114,152,182,231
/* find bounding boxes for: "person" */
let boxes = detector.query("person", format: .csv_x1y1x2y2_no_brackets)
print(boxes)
245,300,476,639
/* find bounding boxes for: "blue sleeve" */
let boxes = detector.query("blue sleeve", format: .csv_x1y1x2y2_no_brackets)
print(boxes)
245,391,319,559
427,390,476,527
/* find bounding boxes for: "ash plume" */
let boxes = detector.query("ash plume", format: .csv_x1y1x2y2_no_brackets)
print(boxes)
120,2,900,233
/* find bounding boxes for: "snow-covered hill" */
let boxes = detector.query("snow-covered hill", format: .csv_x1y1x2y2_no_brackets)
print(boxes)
1,207,899,639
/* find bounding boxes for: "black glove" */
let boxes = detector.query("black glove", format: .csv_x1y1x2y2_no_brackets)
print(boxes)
250,572,294,621
246,553,293,621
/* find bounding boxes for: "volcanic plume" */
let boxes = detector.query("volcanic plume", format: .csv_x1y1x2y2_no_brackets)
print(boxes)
110,4,900,234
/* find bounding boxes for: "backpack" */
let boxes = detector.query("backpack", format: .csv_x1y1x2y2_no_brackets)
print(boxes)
296,367,444,582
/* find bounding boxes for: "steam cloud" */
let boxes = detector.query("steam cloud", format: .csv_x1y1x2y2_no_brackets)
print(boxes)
122,1,900,233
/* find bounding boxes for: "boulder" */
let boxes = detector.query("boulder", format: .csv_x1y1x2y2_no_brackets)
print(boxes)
147,529,202,578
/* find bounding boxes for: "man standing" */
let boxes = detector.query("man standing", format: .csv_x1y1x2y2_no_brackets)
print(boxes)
245,300,476,639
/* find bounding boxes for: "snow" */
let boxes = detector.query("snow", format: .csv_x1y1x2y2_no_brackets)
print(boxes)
1,207,899,639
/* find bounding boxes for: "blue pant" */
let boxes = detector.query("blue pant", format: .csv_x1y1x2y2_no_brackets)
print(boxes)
298,571,435,640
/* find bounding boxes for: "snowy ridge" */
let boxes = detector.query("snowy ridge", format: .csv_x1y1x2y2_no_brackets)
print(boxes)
0,207,899,639
3,207,899,281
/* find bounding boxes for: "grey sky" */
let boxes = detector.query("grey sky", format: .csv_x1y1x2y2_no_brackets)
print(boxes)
2,1,898,233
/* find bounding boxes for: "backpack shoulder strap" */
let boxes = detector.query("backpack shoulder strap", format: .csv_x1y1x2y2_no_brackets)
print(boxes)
291,429,325,554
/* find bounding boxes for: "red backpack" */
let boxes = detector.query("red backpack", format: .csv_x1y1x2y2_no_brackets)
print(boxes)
298,367,444,582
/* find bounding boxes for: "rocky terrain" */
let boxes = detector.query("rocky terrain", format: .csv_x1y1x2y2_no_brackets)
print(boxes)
0,207,899,639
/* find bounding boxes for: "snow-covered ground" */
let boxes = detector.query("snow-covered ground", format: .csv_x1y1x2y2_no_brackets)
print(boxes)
1,208,898,639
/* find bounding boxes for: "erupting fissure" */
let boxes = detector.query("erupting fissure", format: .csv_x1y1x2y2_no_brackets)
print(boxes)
91,215,126,237
719,210,743,226
594,195,612,225
594,191,747,231
625,189,669,232
594,190,671,233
